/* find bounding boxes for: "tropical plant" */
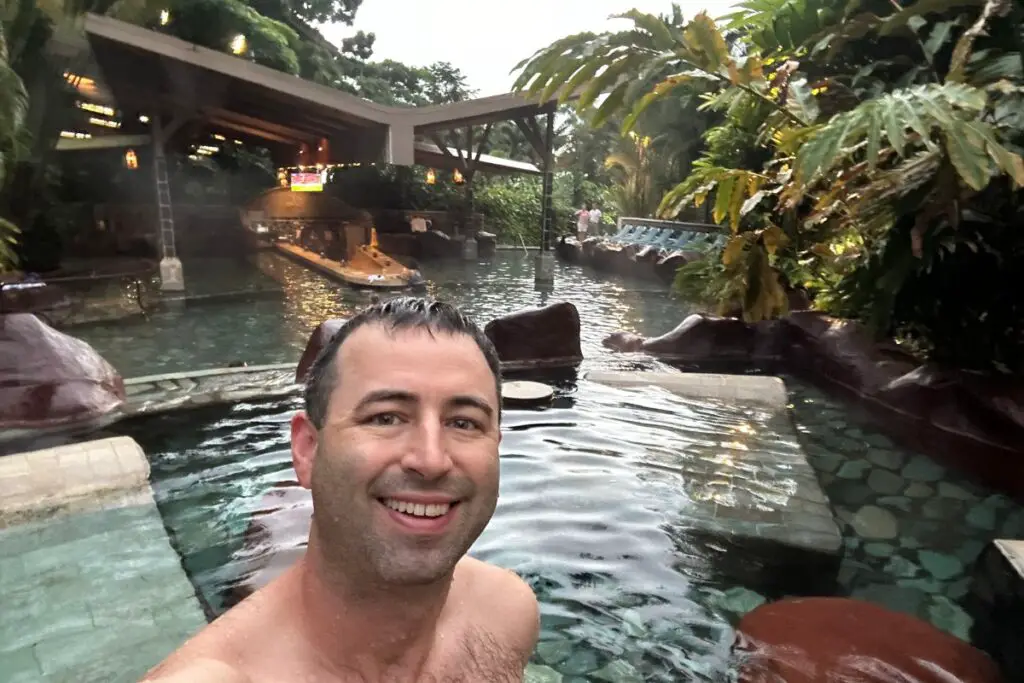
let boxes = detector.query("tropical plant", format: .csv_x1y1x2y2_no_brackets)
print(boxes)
514,0,1024,370
604,130,662,217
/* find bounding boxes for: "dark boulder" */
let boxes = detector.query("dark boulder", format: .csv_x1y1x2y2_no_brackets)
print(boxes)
555,236,583,264
633,314,786,363
484,301,583,370
782,311,918,395
0,314,124,435
295,318,346,383
654,250,689,283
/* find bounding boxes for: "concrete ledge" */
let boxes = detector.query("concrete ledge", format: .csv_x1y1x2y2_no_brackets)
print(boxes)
585,370,789,408
0,436,150,527
125,362,298,386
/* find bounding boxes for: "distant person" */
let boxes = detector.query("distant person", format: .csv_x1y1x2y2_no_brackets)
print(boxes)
142,298,540,683
588,206,603,235
575,205,590,242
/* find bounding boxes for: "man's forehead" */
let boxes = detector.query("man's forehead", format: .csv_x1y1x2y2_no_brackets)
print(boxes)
335,323,492,378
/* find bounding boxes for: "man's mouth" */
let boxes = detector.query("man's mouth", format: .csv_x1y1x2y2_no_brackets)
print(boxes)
380,498,457,519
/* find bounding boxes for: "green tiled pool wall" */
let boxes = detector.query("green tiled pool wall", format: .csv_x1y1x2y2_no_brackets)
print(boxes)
0,498,207,683
788,379,1024,639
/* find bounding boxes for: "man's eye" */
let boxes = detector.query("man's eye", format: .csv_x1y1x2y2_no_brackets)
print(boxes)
449,417,480,431
368,413,402,426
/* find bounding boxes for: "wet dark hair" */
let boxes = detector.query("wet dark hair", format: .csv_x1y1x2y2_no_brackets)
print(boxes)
303,297,502,428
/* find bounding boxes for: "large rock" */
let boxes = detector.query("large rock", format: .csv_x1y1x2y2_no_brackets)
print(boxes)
654,250,689,283
783,311,918,396
735,597,1004,683
295,318,346,383
614,313,786,364
0,313,124,436
555,236,583,264
484,302,583,370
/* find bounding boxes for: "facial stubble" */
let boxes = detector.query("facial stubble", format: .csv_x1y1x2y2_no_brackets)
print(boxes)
309,440,500,588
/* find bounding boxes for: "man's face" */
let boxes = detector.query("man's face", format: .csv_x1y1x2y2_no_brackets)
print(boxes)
291,324,501,587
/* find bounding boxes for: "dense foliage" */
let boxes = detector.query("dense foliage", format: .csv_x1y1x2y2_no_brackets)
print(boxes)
514,0,1024,374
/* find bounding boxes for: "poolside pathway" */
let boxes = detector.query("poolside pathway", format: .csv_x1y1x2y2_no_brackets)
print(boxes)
0,437,207,682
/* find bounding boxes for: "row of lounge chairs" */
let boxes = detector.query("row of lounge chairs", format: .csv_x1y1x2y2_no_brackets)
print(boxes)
606,223,727,252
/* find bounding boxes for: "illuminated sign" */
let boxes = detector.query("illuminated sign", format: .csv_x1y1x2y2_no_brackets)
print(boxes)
290,171,324,192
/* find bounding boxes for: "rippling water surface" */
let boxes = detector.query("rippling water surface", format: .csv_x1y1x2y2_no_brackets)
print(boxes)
131,378,813,681
5,249,1019,682
73,250,687,378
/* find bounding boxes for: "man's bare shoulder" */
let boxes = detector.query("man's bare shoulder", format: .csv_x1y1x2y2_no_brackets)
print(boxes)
458,557,540,645
140,657,251,683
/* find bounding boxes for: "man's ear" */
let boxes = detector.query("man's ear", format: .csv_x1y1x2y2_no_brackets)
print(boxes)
291,412,318,489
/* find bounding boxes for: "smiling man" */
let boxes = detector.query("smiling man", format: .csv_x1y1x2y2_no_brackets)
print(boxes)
144,298,540,683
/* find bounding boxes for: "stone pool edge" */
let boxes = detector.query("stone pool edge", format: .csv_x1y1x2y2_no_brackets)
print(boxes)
0,436,209,681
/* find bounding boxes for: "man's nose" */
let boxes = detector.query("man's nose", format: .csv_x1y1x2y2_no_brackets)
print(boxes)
400,419,454,480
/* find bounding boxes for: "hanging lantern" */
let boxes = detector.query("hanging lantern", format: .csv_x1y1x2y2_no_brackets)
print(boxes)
425,168,436,185
124,148,138,170
453,168,464,184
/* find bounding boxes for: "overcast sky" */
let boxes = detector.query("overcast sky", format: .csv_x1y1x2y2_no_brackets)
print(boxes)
320,0,739,97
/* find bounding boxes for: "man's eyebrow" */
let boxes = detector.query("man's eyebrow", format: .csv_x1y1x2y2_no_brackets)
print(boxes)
353,390,495,418
353,389,417,412
450,395,495,418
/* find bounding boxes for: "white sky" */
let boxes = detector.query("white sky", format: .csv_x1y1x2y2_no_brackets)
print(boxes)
320,0,739,97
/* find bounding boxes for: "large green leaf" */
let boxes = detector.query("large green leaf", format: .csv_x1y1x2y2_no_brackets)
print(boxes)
793,82,988,184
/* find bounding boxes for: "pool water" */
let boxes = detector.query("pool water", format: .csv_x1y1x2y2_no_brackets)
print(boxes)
71,250,687,379
2,249,1021,681
109,373,1023,682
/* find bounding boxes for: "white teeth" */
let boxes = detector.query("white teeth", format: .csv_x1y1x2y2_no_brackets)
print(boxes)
384,499,451,518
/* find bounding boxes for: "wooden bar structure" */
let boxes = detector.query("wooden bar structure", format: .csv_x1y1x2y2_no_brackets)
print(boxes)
52,14,573,287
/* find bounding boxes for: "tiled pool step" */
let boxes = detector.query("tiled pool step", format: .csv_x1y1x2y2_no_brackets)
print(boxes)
587,371,843,594
0,437,207,682
123,363,300,416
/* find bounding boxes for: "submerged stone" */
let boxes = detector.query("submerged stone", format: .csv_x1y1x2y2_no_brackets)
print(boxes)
884,555,921,578
865,542,895,558
560,649,599,675
928,596,973,641
836,460,871,479
536,639,573,666
591,659,644,683
717,587,767,616
966,504,997,531
525,663,563,683
877,496,912,512
905,483,934,498
867,469,905,495
937,483,975,500
866,448,905,470
902,455,945,483
851,506,899,539
917,550,963,581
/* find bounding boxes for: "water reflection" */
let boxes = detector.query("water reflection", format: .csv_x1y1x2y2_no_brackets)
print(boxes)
71,250,688,378
119,375,850,682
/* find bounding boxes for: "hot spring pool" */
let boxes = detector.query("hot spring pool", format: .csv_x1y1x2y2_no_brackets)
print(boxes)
3,251,1022,681
92,372,1021,682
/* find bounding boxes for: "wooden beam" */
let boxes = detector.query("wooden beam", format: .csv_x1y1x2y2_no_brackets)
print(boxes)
514,117,546,163
201,107,319,143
